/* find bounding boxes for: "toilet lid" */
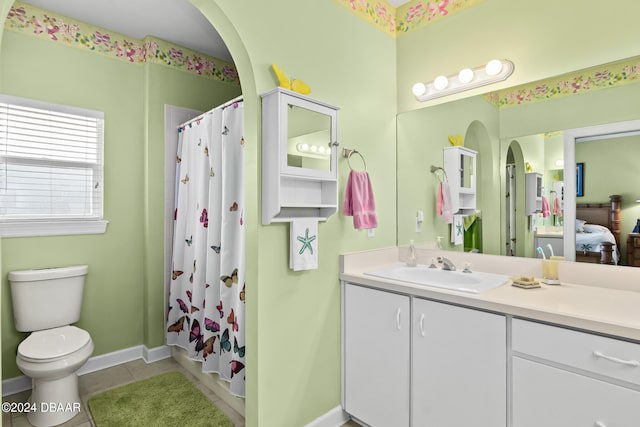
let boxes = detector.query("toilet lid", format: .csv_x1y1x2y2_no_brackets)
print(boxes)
18,326,91,361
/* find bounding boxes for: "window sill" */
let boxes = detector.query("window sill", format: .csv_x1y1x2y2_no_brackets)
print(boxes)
0,220,109,238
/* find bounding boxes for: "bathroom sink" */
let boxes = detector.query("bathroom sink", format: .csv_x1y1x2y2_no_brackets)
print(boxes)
364,264,509,294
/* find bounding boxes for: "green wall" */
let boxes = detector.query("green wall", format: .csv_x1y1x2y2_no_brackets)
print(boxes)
0,1,397,426
0,28,241,378
3,0,640,426
199,1,398,425
397,0,640,113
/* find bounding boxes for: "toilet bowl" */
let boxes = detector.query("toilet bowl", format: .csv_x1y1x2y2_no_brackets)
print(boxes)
9,266,93,427
17,326,94,427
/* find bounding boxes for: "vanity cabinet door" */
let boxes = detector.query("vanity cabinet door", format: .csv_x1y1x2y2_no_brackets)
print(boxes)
343,284,410,427
411,298,506,427
513,356,640,427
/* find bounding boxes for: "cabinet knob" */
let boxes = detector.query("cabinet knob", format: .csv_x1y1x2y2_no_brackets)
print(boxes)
594,421,607,427
396,308,402,330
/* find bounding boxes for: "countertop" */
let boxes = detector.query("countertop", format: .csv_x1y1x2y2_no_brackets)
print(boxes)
340,247,640,342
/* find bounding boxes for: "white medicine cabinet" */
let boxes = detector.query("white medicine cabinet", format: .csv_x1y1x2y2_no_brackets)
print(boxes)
443,146,477,214
525,172,543,215
261,88,339,224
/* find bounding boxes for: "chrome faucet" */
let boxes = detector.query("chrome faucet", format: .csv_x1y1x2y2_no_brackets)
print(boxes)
437,256,456,271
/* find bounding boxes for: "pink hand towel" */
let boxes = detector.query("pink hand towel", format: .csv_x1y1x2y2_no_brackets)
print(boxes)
440,182,453,224
553,197,563,217
541,195,550,218
343,170,377,229
436,183,443,216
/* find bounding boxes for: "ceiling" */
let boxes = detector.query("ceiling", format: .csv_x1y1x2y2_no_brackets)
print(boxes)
22,0,233,62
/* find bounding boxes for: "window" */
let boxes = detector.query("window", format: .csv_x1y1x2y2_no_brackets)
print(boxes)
0,95,107,237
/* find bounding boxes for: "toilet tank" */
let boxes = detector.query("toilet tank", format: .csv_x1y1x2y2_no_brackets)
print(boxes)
8,265,89,332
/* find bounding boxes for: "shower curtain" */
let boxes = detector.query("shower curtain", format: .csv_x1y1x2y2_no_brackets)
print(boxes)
166,98,245,397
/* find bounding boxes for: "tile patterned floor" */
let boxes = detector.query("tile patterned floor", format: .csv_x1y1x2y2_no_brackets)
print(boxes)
2,358,245,427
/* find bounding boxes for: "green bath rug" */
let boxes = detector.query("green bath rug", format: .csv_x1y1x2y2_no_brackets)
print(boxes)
88,371,233,427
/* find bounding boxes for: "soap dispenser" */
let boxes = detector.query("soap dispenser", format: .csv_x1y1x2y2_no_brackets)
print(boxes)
407,240,418,267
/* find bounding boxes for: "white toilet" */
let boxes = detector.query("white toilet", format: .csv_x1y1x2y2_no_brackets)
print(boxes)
9,265,94,427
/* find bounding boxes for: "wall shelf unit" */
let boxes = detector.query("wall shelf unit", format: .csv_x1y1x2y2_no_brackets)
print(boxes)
261,87,339,224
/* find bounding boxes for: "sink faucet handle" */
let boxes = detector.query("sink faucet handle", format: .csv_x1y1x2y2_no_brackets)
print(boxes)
462,262,473,273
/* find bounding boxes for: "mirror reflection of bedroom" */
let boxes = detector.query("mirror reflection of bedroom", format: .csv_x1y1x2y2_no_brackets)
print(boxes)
572,131,640,266
528,127,640,267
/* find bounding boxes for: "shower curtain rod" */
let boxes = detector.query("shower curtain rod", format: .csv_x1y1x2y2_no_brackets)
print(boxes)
177,95,244,129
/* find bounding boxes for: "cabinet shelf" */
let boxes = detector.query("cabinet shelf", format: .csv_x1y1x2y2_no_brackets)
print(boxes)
280,173,337,182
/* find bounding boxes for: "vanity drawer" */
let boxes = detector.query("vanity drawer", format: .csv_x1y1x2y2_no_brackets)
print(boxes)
513,357,640,427
512,319,640,386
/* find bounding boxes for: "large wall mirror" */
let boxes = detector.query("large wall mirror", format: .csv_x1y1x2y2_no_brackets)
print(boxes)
397,55,640,270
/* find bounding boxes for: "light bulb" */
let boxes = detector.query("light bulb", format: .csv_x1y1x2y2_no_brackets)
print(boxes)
310,145,318,152
433,75,449,90
412,82,427,97
318,146,326,154
485,59,503,76
458,68,474,84
555,159,564,167
299,143,309,152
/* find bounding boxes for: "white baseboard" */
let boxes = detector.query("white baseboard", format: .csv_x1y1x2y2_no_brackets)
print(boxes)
2,344,171,397
143,344,172,363
304,405,350,427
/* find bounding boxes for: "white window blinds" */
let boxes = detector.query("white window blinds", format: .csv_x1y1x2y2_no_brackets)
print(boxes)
0,95,105,232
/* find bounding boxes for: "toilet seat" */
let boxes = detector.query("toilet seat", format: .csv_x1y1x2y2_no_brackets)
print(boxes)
18,326,91,362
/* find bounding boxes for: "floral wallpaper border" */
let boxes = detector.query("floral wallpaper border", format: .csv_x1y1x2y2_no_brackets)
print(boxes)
5,1,240,85
332,0,485,37
484,56,640,108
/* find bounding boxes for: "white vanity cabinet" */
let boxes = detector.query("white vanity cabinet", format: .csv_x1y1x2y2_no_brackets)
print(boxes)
512,319,640,426
343,284,410,427
342,283,506,427
412,298,506,427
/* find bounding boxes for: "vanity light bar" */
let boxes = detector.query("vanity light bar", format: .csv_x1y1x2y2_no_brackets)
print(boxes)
412,59,515,102
296,143,330,156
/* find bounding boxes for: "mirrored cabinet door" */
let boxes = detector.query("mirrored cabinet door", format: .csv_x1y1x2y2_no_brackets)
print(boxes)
279,91,338,180
286,105,332,173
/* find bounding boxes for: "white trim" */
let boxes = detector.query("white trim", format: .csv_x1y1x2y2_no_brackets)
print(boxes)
76,345,145,376
143,344,172,363
2,376,32,396
2,344,171,396
0,219,108,238
0,94,104,119
303,406,351,427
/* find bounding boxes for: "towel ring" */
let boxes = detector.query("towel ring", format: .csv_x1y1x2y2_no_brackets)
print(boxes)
343,148,367,171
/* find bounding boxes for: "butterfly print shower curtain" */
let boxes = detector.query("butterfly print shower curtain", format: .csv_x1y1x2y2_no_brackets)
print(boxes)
167,99,245,397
